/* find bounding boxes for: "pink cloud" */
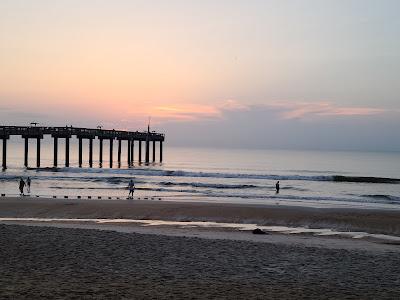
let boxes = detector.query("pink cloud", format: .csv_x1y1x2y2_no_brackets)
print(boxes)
152,104,221,121
220,99,250,111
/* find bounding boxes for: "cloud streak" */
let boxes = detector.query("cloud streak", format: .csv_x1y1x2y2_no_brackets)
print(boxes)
152,104,221,121
149,100,386,123
117,100,388,128
267,102,385,120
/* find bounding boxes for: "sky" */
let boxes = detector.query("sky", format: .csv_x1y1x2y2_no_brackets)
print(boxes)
0,0,399,151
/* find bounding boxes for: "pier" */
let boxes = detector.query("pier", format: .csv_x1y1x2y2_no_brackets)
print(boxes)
0,125,165,169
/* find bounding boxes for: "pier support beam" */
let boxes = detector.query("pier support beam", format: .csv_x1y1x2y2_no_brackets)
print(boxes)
117,139,121,167
152,140,156,162
2,138,7,170
53,137,58,167
127,140,131,166
65,137,70,167
138,140,142,163
145,139,150,163
99,138,103,167
160,141,163,162
130,139,134,164
78,138,83,167
89,138,93,167
24,138,29,167
109,139,113,168
36,137,41,168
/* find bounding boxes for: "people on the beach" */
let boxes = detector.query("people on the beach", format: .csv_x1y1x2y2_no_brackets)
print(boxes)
27,177,31,193
19,178,25,196
275,181,280,194
128,179,135,199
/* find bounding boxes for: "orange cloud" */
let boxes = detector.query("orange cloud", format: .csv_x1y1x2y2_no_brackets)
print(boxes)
151,104,221,121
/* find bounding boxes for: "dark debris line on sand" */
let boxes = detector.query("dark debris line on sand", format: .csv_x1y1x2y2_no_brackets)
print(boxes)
0,224,399,300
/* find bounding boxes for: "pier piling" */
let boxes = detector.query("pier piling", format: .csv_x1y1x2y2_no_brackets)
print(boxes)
53,137,58,167
127,140,131,166
65,137,70,167
160,141,163,162
24,138,29,167
138,140,142,163
2,138,7,169
99,138,103,167
145,139,150,164
109,138,113,168
152,140,156,162
130,139,134,164
36,137,41,168
89,138,93,167
78,137,83,167
117,139,121,166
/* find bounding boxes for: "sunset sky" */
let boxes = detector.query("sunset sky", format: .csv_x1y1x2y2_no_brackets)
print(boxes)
1,0,399,151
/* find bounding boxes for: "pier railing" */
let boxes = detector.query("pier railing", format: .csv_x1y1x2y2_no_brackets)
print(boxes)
0,125,165,169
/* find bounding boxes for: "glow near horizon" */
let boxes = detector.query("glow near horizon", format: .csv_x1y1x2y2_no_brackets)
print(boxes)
0,0,400,150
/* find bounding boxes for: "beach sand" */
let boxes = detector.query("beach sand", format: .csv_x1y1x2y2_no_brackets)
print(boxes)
0,196,400,235
0,197,400,299
1,224,400,299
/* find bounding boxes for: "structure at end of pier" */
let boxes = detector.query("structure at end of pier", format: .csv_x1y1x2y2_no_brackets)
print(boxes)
0,125,165,169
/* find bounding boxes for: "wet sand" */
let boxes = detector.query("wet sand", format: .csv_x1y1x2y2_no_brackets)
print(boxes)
1,223,399,299
1,196,400,236
1,196,400,299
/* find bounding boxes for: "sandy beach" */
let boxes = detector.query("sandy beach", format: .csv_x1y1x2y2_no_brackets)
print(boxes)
1,196,400,235
0,196,399,299
0,223,399,299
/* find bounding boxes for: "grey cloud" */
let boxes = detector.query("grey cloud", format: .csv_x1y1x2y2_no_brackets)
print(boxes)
162,105,400,152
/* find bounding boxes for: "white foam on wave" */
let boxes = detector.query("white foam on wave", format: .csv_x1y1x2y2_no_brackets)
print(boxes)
8,166,334,182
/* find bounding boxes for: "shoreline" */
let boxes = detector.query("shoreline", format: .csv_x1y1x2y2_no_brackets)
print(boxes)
2,220,399,254
1,196,400,236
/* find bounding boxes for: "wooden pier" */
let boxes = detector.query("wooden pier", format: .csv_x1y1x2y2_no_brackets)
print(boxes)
0,125,165,169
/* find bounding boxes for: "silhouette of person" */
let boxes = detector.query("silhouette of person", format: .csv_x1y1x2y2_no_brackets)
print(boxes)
128,179,135,199
27,177,31,193
275,181,280,194
19,178,25,196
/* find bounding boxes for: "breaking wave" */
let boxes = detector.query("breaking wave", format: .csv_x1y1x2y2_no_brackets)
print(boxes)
159,182,257,189
362,194,400,202
3,168,400,184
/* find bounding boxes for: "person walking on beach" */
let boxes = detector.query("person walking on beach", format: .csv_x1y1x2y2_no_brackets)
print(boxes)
128,179,135,199
26,177,31,193
275,181,280,194
19,178,25,196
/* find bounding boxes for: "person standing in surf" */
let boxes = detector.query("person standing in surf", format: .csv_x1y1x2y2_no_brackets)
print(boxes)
275,181,280,194
26,177,31,193
128,179,135,199
19,178,25,196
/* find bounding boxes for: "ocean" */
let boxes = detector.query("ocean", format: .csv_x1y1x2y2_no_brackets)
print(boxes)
1,137,400,209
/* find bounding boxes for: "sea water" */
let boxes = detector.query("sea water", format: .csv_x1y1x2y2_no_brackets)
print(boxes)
0,136,400,209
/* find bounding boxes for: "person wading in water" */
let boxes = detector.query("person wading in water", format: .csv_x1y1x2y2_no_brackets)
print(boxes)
128,179,135,199
19,178,25,196
275,181,280,194
26,177,31,193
